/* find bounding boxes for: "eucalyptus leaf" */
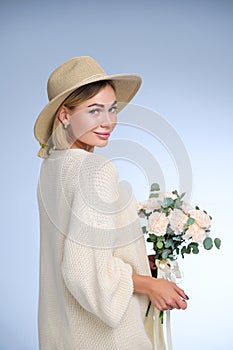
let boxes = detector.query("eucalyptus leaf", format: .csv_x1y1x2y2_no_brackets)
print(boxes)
183,245,191,255
142,226,147,234
192,247,199,254
149,193,159,198
181,246,187,258
203,237,213,250
174,198,182,209
157,241,164,249
148,233,157,241
162,198,174,208
179,192,186,199
162,249,171,259
214,238,221,249
188,242,199,248
186,217,195,226
165,238,174,248
151,183,160,191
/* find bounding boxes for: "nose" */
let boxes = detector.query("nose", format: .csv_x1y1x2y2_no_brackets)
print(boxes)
100,110,116,128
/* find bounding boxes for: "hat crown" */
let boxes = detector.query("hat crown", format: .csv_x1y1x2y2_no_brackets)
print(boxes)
47,56,106,101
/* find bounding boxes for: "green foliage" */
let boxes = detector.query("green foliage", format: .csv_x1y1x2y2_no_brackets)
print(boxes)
159,311,164,324
149,192,159,198
141,183,221,261
162,249,172,259
142,226,147,234
186,217,195,226
214,238,221,249
203,237,213,250
157,241,164,249
142,183,221,322
147,233,157,242
181,246,189,258
161,198,174,209
189,242,199,254
165,238,174,249
150,183,160,191
174,198,183,208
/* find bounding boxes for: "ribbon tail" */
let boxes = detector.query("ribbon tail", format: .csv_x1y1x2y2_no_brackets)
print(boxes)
153,307,166,350
155,258,180,350
166,310,173,350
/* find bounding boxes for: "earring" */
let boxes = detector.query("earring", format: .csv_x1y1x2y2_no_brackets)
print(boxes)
63,120,70,129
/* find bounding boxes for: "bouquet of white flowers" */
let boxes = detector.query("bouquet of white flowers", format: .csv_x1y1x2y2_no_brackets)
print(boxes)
138,183,221,350
138,183,221,262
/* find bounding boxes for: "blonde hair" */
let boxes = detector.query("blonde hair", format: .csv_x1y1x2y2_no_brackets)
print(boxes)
40,80,115,158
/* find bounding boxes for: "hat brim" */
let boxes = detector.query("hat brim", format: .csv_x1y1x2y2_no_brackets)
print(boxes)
34,73,142,145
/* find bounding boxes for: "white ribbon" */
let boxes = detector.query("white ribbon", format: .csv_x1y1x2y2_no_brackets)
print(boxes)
152,259,183,350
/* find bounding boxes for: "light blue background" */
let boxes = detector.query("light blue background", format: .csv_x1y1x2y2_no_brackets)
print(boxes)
1,0,232,349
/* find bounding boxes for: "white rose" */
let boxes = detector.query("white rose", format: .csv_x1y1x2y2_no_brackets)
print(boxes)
168,208,188,234
143,194,165,211
148,212,169,236
146,198,160,210
188,209,211,229
185,222,208,243
181,201,194,214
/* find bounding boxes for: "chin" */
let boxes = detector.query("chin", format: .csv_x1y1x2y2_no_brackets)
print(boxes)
96,141,109,148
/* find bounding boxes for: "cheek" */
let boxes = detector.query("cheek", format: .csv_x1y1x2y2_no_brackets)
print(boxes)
69,114,99,139
78,132,95,144
112,116,117,128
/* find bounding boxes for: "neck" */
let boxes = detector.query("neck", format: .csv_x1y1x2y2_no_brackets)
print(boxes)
71,140,94,153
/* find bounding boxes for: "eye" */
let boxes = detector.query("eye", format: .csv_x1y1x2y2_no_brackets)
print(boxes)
109,106,117,114
89,109,100,115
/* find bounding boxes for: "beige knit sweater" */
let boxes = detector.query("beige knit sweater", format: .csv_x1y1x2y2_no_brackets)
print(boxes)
37,149,153,350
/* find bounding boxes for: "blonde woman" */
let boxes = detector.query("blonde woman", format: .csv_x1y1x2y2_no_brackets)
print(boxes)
34,56,188,350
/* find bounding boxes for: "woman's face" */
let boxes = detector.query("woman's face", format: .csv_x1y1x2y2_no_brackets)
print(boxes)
60,84,117,151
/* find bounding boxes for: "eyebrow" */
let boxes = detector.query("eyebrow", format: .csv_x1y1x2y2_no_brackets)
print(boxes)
87,100,117,108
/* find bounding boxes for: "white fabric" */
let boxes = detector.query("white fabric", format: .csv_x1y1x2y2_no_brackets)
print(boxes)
37,149,153,350
38,149,142,248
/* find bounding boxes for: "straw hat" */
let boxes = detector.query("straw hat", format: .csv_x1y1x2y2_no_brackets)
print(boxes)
34,56,142,147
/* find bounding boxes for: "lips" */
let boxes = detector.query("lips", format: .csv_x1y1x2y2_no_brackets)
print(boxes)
94,132,110,139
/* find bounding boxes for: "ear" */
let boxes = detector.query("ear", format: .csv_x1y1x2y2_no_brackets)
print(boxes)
58,106,70,123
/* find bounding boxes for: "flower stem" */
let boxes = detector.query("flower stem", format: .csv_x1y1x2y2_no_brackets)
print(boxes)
145,301,151,317
159,310,164,324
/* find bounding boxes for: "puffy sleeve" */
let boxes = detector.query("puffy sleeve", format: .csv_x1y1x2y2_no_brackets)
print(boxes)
60,152,142,328
61,241,134,328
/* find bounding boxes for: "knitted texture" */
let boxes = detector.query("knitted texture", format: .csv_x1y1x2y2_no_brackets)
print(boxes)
37,149,153,350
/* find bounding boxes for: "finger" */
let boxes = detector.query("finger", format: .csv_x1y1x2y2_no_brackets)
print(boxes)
175,285,188,300
175,298,187,310
165,305,174,310
152,299,167,311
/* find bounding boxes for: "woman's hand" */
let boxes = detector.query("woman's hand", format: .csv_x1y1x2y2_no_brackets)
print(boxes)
132,274,188,311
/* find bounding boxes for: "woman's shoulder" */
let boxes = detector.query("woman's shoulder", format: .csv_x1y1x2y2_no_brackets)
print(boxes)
49,149,119,188
62,149,118,176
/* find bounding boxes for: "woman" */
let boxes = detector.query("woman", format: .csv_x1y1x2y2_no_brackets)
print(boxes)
34,56,187,350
